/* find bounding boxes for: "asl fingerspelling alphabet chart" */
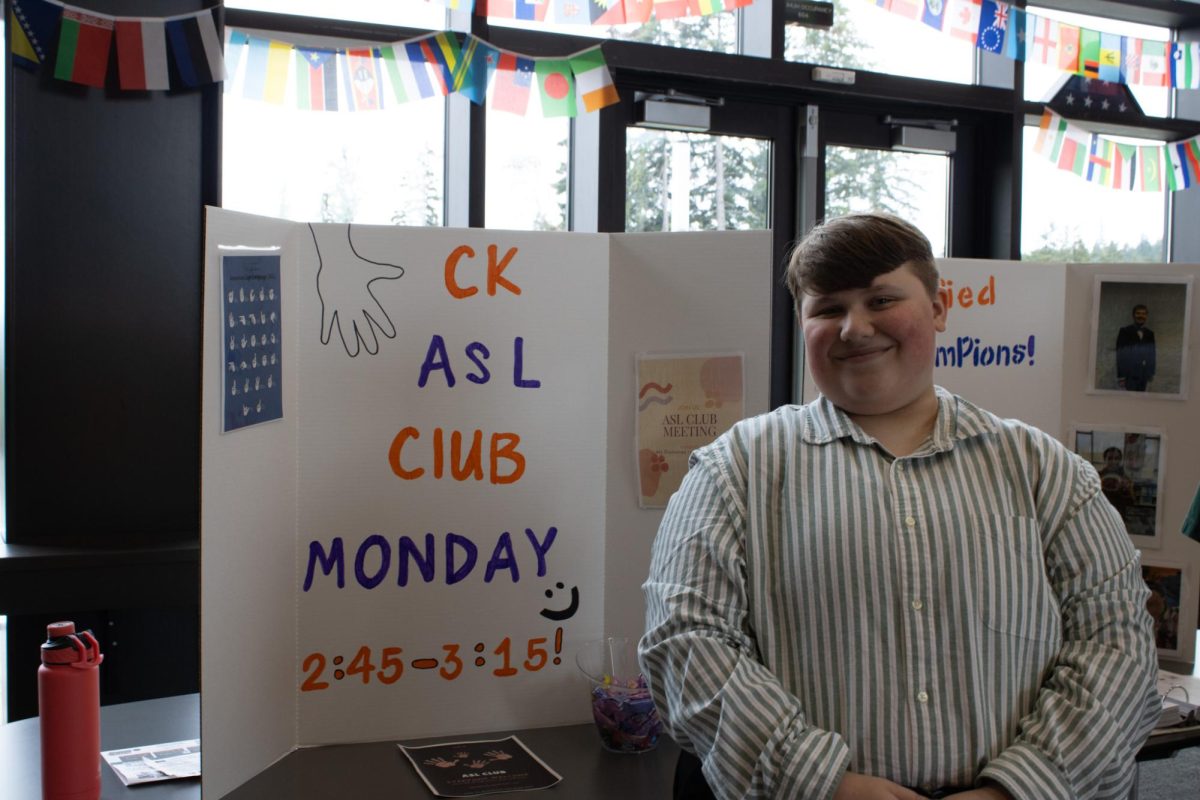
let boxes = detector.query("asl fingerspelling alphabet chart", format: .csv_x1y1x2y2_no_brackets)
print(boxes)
221,254,282,432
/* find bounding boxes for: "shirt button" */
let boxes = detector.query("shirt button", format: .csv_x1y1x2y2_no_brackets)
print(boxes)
917,690,929,703
905,516,916,527
911,599,924,611
895,462,904,472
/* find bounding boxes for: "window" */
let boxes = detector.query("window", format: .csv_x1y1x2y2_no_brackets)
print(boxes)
626,129,769,231
487,13,738,53
825,146,950,256
485,111,570,230
222,34,446,226
785,0,974,85
1020,126,1166,262
1023,6,1170,117
225,0,444,29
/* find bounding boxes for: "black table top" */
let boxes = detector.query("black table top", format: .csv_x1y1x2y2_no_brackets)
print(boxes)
0,694,680,800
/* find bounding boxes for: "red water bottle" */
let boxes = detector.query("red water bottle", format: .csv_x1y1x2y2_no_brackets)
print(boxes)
38,621,104,800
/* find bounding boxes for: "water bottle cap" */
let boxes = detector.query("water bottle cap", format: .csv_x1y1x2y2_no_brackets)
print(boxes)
41,622,102,666
46,621,76,637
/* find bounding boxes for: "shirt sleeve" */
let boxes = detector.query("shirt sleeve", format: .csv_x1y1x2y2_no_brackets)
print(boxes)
639,444,850,800
978,451,1161,800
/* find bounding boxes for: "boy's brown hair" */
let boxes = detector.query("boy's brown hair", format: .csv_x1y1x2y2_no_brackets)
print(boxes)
785,213,939,307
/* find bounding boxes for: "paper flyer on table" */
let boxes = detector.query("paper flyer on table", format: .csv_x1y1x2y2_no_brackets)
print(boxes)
102,739,201,785
399,735,561,797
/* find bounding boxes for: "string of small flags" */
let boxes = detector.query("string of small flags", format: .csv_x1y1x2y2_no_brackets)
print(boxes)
9,0,223,89
1034,109,1200,192
225,29,620,117
870,0,1200,91
471,0,753,25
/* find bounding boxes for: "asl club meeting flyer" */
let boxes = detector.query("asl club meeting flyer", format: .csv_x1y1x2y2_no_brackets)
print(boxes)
399,736,561,797
636,353,744,508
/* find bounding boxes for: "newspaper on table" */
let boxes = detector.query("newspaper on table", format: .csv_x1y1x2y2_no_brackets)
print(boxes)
101,739,201,785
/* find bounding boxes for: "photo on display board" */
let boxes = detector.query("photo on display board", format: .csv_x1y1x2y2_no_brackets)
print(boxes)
1071,426,1165,549
1141,560,1187,659
1087,275,1192,399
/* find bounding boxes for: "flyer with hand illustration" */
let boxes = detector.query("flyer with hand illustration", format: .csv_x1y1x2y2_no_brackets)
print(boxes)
399,736,562,797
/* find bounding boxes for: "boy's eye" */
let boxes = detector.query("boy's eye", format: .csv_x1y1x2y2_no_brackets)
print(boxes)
810,305,841,318
869,296,896,308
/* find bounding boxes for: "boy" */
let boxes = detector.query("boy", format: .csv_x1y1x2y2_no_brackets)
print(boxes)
640,213,1159,799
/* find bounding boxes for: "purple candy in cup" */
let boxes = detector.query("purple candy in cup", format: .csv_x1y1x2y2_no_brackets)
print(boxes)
576,638,663,753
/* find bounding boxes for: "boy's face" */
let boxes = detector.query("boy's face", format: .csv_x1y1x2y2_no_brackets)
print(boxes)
800,262,947,418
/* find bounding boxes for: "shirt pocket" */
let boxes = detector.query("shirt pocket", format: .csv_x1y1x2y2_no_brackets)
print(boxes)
972,514,1060,645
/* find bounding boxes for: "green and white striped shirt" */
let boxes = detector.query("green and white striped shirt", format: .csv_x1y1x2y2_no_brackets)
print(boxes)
640,388,1159,800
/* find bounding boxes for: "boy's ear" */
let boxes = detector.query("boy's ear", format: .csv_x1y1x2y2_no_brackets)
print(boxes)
932,292,948,333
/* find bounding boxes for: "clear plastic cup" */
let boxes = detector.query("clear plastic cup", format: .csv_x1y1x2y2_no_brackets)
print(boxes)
575,636,662,753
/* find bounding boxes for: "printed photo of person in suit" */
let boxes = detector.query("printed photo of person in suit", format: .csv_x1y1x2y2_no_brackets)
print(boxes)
1115,304,1155,391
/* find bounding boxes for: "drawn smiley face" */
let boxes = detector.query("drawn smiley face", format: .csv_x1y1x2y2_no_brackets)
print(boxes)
539,581,579,621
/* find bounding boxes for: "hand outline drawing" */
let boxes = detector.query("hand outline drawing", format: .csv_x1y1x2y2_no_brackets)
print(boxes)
308,223,405,357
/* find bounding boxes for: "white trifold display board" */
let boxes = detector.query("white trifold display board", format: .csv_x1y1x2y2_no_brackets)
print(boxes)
200,208,773,799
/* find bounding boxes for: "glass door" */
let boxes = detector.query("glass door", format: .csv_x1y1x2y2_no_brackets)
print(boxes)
601,93,796,406
824,144,951,256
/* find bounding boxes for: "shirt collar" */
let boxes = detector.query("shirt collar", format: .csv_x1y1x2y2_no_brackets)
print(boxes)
802,386,998,453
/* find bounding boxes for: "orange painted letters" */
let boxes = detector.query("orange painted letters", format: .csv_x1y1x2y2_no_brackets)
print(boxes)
443,244,522,298
389,426,525,484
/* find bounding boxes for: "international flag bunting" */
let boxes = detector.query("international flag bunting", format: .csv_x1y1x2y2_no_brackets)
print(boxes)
1166,139,1200,191
417,32,463,96
1172,42,1200,90
344,49,383,111
55,9,112,88
1097,32,1122,84
431,0,744,22
165,11,223,88
491,52,536,115
1111,143,1137,192
625,0,655,24
590,0,626,25
1139,145,1161,192
224,30,249,93
115,20,169,91
1085,135,1112,186
869,0,1200,91
945,0,980,46
920,0,946,32
11,0,61,71
1140,41,1170,87
296,47,340,111
262,39,291,105
1027,15,1058,66
1078,28,1100,78
401,42,443,99
1035,110,1200,194
887,0,922,23
454,37,501,105
976,1,1008,55
1119,36,1141,85
1032,108,1067,159
569,47,619,114
1057,128,1089,176
16,6,226,91
220,28,618,118
535,58,577,117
